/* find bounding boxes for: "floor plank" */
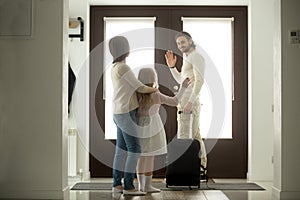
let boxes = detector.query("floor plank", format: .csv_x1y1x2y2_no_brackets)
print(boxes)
203,190,230,200
183,190,207,200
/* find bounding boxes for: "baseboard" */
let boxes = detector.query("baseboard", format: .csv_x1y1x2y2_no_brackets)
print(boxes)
247,172,250,180
84,171,91,180
272,186,300,200
272,186,281,199
247,172,273,182
63,185,70,200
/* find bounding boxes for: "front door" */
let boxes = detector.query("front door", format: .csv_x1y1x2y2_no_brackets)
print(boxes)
90,6,248,178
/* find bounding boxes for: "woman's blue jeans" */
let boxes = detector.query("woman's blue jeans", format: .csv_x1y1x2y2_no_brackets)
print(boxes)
112,109,141,190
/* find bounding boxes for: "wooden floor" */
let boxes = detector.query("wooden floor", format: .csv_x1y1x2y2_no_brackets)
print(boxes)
87,190,229,200
68,178,274,200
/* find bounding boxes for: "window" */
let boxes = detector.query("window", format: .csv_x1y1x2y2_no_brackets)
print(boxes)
182,17,234,138
103,17,155,139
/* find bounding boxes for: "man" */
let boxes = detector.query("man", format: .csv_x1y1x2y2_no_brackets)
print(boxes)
165,31,207,174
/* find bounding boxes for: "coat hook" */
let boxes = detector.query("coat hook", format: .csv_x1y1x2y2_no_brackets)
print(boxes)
68,17,84,41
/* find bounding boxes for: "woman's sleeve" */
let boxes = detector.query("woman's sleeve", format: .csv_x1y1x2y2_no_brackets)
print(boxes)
119,64,156,93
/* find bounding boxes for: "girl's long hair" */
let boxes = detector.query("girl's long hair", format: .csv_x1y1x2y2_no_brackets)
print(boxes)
137,68,158,107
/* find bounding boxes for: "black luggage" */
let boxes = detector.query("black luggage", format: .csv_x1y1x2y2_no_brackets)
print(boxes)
165,138,201,188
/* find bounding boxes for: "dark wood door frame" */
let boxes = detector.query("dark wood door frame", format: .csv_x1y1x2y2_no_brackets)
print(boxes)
90,6,248,178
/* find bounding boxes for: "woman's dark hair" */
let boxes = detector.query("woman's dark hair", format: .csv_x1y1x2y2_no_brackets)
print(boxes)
175,31,196,48
109,36,130,63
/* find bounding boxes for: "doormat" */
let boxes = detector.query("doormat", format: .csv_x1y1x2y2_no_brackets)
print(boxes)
71,182,265,191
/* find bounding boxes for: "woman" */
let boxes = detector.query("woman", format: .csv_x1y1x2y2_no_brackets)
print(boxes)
109,36,157,196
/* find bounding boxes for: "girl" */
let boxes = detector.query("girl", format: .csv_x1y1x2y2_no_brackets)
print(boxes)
136,68,190,192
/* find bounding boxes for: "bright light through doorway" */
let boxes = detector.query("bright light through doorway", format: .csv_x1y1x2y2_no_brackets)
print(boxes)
103,17,233,139
103,17,155,139
183,17,233,138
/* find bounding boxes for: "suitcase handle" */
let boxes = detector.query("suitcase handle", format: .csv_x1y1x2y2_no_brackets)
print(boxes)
178,111,192,114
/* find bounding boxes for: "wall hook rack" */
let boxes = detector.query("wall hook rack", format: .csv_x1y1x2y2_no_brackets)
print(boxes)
69,17,84,41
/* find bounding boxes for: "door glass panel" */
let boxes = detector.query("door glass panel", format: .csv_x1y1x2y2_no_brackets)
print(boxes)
182,17,233,138
103,17,155,139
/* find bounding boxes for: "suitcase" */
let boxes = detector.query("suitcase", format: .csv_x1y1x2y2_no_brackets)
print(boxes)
165,138,201,188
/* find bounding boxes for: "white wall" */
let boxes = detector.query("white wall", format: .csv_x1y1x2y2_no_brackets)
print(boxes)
248,0,274,181
68,0,90,180
0,0,68,199
273,0,282,193
273,0,300,199
68,0,275,181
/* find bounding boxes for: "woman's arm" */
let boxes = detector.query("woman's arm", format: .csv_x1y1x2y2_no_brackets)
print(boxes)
119,64,157,93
